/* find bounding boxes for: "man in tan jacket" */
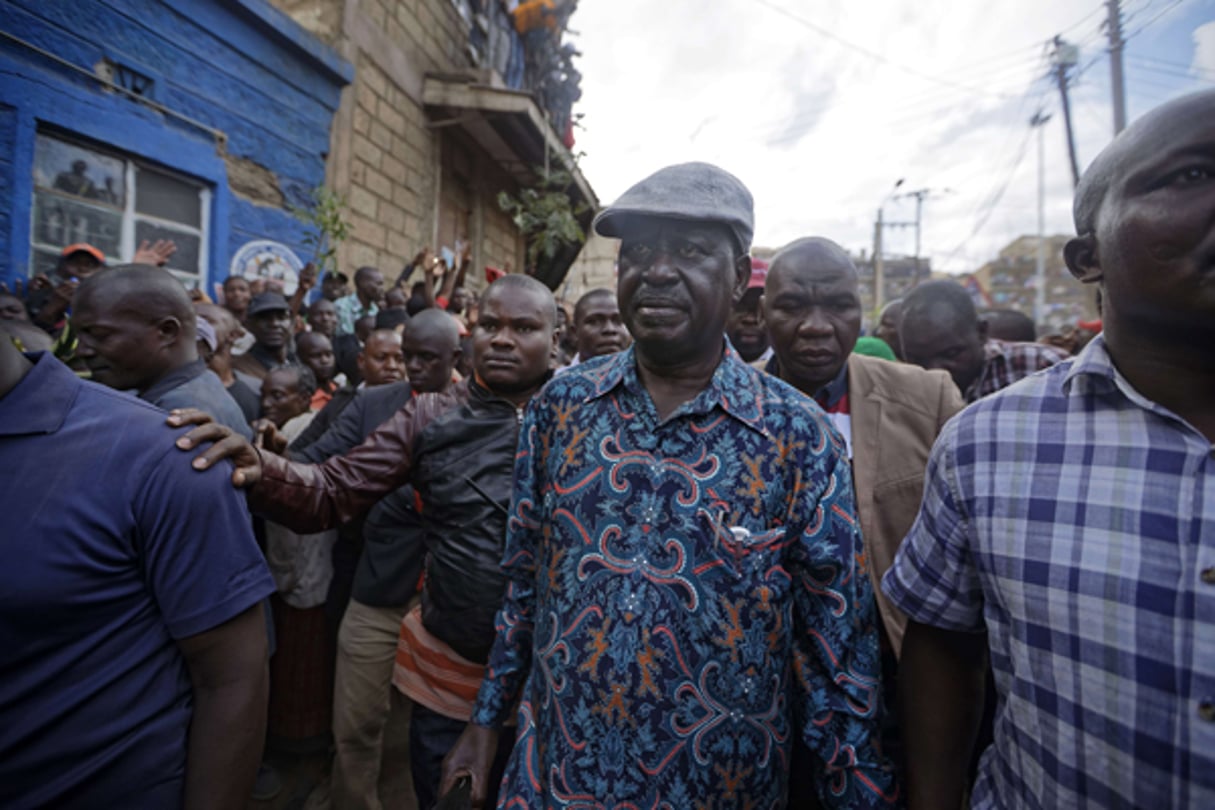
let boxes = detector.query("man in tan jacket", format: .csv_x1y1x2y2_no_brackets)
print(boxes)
763,237,964,800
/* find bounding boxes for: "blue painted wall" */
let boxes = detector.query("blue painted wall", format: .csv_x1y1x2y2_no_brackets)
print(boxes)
0,0,352,289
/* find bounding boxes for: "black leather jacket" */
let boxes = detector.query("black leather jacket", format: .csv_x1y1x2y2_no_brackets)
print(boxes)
250,378,525,663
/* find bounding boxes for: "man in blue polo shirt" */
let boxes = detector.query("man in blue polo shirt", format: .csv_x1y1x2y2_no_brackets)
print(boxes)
0,323,276,808
72,264,252,438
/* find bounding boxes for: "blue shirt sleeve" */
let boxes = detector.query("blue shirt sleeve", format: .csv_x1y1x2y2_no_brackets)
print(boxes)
881,418,986,633
134,445,275,639
785,421,900,807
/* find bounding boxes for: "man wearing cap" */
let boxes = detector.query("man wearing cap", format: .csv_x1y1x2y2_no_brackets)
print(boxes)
73,264,252,439
726,257,772,368
442,163,897,807
234,291,297,382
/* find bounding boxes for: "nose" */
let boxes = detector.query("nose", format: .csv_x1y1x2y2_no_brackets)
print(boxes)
490,328,516,348
640,250,679,286
795,308,833,337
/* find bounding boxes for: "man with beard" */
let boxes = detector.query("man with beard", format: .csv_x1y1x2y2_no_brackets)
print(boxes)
174,274,558,810
441,163,895,808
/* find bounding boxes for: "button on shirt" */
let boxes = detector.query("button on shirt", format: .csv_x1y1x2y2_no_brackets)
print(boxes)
883,335,1215,808
0,353,275,808
333,293,378,336
472,346,896,808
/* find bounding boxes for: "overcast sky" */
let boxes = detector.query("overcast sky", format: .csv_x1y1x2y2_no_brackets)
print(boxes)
567,0,1214,274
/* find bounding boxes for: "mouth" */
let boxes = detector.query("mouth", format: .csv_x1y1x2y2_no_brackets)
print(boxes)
594,338,625,353
793,347,839,367
482,355,519,370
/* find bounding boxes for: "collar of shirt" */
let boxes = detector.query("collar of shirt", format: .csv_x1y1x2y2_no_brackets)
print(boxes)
584,343,768,435
138,359,207,405
1063,333,1209,437
811,361,850,412
0,352,79,437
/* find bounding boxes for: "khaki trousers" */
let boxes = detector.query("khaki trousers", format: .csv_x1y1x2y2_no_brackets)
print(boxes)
330,599,412,810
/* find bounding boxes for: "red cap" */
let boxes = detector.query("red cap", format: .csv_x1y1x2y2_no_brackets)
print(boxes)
61,243,105,263
748,258,769,290
485,265,505,284
1077,319,1102,332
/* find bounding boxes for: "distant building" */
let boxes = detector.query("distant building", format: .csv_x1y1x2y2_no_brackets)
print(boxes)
968,235,1098,332
855,253,931,316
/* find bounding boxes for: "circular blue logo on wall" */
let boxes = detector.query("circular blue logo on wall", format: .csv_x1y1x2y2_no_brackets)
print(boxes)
229,240,304,295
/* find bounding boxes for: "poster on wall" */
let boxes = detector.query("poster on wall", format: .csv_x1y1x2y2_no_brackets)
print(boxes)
229,240,304,296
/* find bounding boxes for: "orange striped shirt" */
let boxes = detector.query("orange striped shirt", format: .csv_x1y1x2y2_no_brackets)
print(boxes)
392,605,484,720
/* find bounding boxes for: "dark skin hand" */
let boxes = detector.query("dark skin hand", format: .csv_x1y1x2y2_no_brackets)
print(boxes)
168,409,263,487
249,418,289,456
178,603,269,810
439,723,500,808
898,620,987,810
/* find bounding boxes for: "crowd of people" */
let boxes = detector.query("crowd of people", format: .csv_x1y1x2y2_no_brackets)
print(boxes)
1,88,1212,810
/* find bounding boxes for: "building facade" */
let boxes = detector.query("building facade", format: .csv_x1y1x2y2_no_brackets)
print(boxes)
968,235,1099,331
1,0,594,297
269,0,595,293
0,0,352,293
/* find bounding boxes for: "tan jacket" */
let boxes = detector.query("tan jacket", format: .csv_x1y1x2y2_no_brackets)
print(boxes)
848,354,965,655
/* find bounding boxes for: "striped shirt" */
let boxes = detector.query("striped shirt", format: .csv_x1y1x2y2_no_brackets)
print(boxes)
883,335,1215,808
392,606,484,720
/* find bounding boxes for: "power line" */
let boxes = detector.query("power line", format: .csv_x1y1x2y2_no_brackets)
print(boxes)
1124,0,1185,39
1127,53,1215,77
752,0,1020,99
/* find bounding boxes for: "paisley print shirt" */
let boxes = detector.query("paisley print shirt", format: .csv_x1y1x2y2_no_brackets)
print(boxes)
471,346,897,808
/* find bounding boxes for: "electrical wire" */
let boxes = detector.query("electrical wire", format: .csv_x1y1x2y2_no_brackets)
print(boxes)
1124,0,1186,40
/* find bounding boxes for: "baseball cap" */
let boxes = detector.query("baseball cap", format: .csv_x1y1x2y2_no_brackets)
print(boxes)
592,162,754,254
61,243,105,263
246,291,290,316
748,258,769,290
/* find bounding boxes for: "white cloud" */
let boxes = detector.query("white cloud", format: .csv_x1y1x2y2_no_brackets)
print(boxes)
568,0,1207,275
1193,21,1215,74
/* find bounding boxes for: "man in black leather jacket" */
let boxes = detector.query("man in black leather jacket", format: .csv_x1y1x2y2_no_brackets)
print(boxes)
176,274,557,810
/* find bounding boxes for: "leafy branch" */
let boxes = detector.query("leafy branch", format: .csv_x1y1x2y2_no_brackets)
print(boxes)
290,187,351,276
498,166,588,275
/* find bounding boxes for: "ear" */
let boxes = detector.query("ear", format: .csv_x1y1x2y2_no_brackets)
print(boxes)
1064,234,1103,284
156,316,183,347
731,254,751,305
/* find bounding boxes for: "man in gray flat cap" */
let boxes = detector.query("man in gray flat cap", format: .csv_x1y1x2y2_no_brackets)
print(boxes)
441,162,897,808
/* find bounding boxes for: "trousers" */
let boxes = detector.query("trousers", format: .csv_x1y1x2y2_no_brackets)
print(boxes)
330,599,411,810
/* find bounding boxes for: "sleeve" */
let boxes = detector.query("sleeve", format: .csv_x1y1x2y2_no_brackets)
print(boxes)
880,419,985,632
249,393,444,533
786,419,900,807
135,445,275,639
470,399,545,728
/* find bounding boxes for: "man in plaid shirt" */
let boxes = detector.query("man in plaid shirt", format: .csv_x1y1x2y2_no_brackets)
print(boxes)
883,89,1215,808
899,280,1067,402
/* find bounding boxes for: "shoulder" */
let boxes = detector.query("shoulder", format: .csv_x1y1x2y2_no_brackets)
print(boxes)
946,358,1075,442
849,355,961,412
414,380,468,423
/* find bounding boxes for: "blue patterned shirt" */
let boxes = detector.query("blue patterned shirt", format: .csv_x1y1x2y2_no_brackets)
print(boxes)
883,335,1215,808
472,346,897,808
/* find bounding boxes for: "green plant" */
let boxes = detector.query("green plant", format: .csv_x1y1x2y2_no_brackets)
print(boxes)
497,166,588,274
291,187,351,275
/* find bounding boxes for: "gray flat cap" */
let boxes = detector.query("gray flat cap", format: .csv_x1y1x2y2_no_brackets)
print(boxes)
593,162,754,253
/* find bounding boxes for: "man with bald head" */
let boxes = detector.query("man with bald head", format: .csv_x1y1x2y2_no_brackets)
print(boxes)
73,265,251,439
762,237,963,799
884,90,1215,808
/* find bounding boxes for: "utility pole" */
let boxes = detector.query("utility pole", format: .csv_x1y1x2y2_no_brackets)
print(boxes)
893,187,950,282
873,208,885,313
1106,0,1127,133
1051,36,1081,188
1031,111,1051,327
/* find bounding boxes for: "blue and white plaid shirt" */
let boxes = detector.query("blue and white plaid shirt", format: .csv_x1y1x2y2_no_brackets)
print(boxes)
883,334,1215,808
